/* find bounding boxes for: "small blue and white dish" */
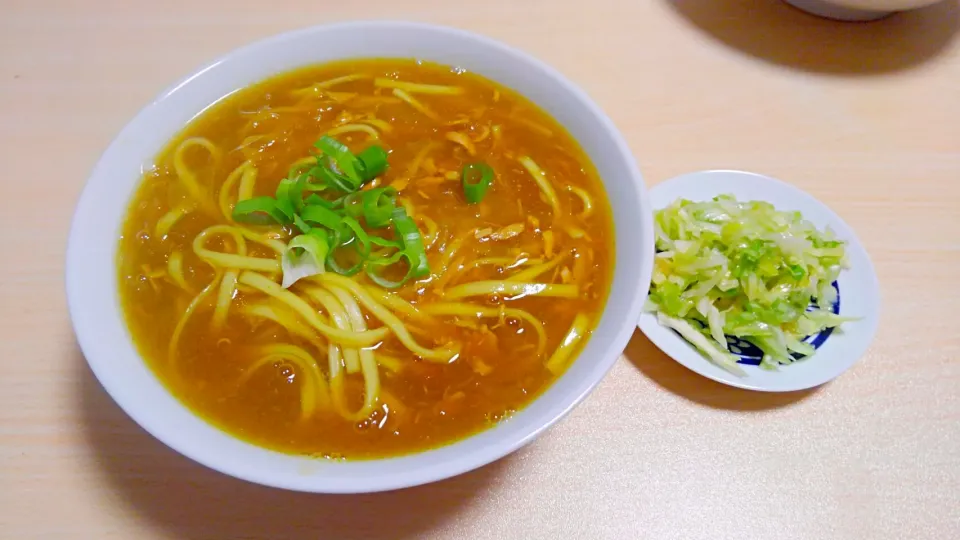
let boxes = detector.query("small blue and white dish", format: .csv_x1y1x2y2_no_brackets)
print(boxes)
637,170,880,392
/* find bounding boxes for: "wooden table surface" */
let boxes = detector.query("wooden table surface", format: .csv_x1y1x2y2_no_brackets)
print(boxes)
2,1,958,538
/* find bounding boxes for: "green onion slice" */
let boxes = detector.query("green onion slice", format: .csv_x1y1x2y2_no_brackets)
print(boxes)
299,204,342,231
325,249,364,276
297,174,327,198
362,187,398,228
290,176,310,213
314,163,357,194
293,214,312,234
274,178,298,220
391,207,430,279
304,193,327,207
315,136,362,188
325,226,365,277
461,162,494,204
370,235,402,250
280,228,331,289
364,251,407,289
293,228,330,260
304,193,345,209
342,192,364,219
363,233,427,290
289,160,314,180
232,196,288,225
339,216,371,257
356,145,389,182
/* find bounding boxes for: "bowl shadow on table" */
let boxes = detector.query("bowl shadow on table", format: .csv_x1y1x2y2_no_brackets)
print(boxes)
73,344,509,540
623,330,818,410
665,0,959,75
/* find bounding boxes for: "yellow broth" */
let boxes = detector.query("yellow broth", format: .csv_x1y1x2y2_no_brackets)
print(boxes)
118,59,614,459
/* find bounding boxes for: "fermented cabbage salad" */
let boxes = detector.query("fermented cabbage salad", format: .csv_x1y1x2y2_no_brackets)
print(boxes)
646,195,854,376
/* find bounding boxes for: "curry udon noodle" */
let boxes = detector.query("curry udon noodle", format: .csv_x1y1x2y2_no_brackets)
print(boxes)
119,59,614,459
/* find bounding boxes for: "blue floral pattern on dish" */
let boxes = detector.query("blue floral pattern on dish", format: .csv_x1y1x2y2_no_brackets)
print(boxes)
729,281,840,365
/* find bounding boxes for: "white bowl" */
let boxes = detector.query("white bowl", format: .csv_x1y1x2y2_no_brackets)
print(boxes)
784,0,943,21
638,170,880,392
66,21,654,493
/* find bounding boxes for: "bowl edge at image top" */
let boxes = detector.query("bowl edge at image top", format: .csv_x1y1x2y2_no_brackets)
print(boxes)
65,21,655,493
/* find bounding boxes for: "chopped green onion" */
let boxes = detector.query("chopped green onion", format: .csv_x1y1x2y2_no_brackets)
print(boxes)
391,207,430,279
293,214,311,234
304,193,345,209
342,192,364,219
325,254,363,276
315,136,362,188
313,163,356,194
250,134,428,291
280,228,330,289
325,226,365,277
461,162,494,204
289,176,309,213
301,180,327,193
339,216,371,256
370,235,402,250
304,193,326,207
362,187,398,228
359,208,430,288
299,204,342,231
288,160,314,180
274,178,297,220
364,251,407,289
232,196,288,225
356,145,389,181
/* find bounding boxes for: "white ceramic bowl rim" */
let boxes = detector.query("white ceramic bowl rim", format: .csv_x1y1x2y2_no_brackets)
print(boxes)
66,20,654,493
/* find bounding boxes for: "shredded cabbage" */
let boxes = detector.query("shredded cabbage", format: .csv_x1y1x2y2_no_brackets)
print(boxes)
646,195,855,375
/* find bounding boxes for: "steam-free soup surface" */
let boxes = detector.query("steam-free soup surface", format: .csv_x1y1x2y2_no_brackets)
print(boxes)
119,59,613,459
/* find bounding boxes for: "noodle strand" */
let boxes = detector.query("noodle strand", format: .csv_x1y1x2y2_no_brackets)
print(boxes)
311,275,459,363
239,272,389,347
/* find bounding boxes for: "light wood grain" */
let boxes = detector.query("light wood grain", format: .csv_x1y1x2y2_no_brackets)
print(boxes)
1,1,958,539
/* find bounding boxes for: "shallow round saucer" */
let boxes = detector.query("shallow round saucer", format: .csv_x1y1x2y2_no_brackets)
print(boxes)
637,170,880,392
